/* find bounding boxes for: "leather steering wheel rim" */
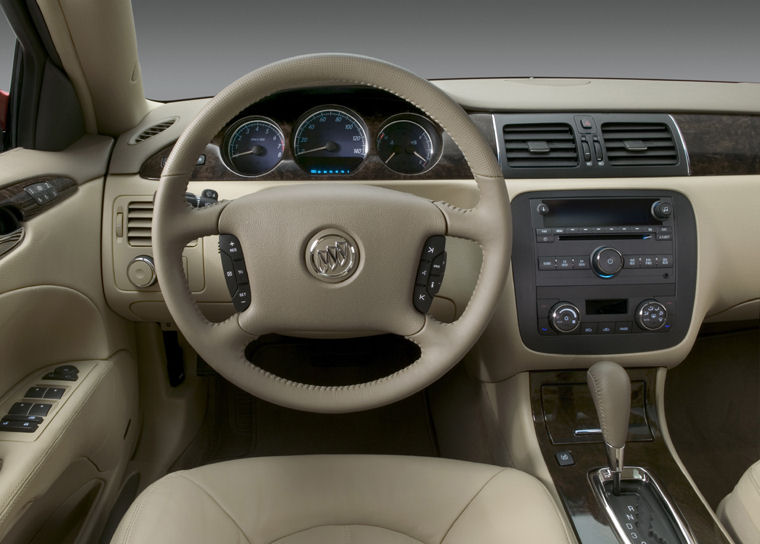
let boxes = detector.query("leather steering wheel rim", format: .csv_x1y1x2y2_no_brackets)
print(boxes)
153,54,511,413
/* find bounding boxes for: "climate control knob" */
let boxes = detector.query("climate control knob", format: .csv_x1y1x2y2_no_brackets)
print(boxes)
549,302,581,334
592,247,623,278
635,300,668,331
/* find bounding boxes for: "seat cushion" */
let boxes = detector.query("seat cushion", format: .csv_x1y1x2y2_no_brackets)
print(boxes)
112,455,574,544
718,459,760,544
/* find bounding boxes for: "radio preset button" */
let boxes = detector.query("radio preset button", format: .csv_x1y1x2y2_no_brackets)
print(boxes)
575,257,589,269
538,258,556,270
659,255,673,267
592,247,624,278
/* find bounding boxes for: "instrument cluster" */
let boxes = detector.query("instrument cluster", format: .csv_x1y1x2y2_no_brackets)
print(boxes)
218,90,444,178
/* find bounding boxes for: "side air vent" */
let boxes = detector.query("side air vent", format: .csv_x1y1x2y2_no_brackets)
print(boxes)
601,122,678,166
126,201,153,246
129,117,178,145
503,123,579,168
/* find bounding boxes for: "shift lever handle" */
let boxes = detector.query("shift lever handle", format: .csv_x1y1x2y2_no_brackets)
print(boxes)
587,361,631,494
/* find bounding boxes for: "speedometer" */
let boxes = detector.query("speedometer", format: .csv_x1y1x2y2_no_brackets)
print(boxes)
293,107,368,175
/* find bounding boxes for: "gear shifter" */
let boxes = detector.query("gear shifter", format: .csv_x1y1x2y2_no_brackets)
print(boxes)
587,361,630,495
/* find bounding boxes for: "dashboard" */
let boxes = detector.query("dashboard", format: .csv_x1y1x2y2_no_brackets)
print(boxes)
139,88,471,182
102,80,760,379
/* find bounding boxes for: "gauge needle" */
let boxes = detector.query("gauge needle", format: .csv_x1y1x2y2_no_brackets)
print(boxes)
232,145,266,158
297,141,339,155
384,152,396,164
413,151,428,164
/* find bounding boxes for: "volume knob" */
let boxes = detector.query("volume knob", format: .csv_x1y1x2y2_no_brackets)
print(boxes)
592,247,623,278
549,302,581,334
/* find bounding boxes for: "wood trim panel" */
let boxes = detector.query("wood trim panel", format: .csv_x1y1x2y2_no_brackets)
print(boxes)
0,176,77,222
675,114,760,176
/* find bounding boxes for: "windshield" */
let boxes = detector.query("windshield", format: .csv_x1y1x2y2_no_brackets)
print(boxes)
133,0,760,101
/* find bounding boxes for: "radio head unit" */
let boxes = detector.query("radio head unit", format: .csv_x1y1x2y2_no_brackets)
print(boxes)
511,190,696,355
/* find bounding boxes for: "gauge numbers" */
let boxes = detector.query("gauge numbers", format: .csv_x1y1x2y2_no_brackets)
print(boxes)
293,107,368,175
224,117,285,176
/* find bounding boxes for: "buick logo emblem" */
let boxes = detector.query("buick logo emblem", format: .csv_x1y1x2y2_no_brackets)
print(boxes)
305,230,359,283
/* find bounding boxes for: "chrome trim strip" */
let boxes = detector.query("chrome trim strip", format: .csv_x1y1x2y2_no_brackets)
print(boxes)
668,114,691,175
573,427,603,436
589,466,697,544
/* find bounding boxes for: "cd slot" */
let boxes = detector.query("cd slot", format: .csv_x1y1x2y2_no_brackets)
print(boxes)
559,234,649,241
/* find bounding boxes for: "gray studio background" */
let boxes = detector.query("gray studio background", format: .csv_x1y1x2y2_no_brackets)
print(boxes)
2,0,760,100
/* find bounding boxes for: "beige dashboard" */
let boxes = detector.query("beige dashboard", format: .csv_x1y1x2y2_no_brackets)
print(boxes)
102,79,760,379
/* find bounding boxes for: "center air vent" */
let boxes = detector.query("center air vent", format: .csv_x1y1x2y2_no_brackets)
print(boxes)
126,201,153,246
503,123,579,168
129,117,178,145
601,122,678,166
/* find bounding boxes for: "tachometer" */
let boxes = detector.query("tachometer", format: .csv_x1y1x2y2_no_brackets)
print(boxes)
293,107,368,175
223,116,285,176
377,114,441,175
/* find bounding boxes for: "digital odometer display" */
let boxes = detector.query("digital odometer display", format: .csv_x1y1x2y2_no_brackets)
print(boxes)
293,107,368,175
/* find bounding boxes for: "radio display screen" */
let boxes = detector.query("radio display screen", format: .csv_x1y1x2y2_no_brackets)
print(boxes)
541,198,658,227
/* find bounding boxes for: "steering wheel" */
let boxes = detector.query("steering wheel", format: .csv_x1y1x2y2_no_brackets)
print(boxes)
153,54,511,413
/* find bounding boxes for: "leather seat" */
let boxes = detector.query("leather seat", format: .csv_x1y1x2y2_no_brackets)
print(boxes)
112,455,574,543
718,459,760,544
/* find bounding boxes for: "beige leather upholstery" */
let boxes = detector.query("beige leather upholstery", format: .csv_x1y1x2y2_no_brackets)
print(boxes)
718,460,760,544
112,455,573,543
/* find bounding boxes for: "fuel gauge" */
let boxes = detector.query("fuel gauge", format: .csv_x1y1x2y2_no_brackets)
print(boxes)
377,114,441,175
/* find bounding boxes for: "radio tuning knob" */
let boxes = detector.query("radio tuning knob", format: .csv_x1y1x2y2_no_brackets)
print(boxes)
591,247,624,278
635,300,668,331
549,302,581,334
651,200,673,220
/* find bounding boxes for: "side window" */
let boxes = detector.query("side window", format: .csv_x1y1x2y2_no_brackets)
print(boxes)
1,13,15,151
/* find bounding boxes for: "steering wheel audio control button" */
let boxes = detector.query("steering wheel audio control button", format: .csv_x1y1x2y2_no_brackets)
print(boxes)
413,236,447,313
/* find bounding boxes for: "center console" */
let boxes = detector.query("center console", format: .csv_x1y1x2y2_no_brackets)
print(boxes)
512,190,697,354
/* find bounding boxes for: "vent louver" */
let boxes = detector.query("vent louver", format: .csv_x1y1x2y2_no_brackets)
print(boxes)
601,122,678,166
130,117,177,144
127,201,153,246
503,123,578,168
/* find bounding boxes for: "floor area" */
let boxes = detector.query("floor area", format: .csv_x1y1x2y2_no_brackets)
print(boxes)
665,324,760,508
171,376,439,471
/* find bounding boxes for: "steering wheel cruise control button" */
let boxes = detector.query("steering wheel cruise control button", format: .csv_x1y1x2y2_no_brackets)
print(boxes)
219,235,252,311
413,236,447,313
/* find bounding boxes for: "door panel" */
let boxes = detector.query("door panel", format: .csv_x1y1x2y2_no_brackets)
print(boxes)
0,135,139,542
